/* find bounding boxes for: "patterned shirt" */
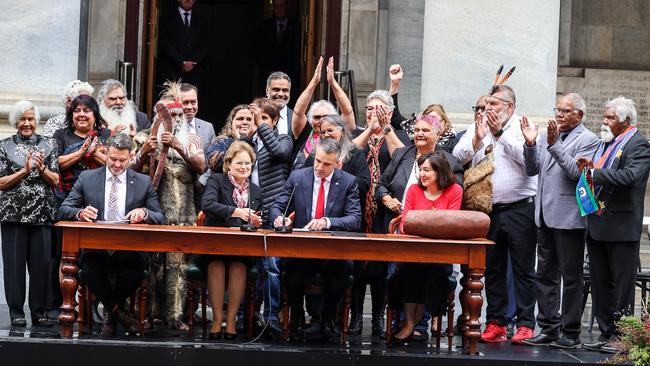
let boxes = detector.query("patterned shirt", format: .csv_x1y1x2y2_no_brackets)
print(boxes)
42,112,67,138
0,134,60,223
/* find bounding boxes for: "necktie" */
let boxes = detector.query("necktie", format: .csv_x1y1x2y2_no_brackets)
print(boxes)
277,23,285,43
106,175,119,255
315,178,326,219
184,12,190,30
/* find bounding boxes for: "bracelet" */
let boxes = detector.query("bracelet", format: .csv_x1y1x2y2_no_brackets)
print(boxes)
39,167,46,173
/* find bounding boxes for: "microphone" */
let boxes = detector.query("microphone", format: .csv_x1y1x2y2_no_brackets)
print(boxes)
240,181,257,232
275,185,296,233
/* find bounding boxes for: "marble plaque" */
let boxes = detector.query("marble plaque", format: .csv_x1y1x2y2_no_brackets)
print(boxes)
580,69,650,136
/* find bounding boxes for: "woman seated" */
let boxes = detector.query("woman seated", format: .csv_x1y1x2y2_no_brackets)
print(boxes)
390,151,463,343
200,141,262,340
53,94,111,200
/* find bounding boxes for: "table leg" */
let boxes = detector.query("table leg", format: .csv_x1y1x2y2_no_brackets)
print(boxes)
459,266,470,351
465,267,484,355
59,255,79,338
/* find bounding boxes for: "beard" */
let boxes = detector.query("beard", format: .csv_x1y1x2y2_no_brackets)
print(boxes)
100,102,137,132
601,125,615,142
499,109,510,125
156,115,189,147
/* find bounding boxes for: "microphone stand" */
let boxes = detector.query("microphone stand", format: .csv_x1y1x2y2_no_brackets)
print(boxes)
240,181,257,232
275,186,295,233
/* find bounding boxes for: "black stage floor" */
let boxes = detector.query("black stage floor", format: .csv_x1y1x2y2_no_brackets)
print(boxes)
0,306,611,366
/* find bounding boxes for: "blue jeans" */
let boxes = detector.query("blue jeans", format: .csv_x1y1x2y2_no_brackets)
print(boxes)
257,256,281,321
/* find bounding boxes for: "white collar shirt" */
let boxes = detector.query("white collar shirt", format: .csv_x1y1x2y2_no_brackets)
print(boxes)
103,167,128,221
277,106,289,136
178,7,192,26
186,118,197,134
311,170,334,226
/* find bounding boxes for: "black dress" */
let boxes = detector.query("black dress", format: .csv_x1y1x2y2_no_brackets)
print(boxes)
197,173,263,269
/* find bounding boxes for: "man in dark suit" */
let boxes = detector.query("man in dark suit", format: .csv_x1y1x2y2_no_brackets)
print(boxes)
156,0,209,96
58,134,165,335
576,96,650,352
521,93,599,348
270,138,361,339
255,0,300,102
266,72,293,137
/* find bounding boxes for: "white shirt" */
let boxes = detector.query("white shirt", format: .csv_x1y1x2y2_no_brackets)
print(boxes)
251,136,262,186
186,118,197,134
178,7,192,26
103,167,128,221
277,106,289,136
311,170,334,228
452,113,537,204
401,160,420,204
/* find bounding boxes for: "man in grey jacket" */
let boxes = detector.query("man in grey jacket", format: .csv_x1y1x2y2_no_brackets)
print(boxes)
520,93,599,348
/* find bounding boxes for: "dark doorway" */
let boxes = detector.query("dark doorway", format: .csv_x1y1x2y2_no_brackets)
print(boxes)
154,0,303,133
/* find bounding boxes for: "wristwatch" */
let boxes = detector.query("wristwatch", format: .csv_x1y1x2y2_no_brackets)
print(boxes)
383,126,392,135
493,128,504,138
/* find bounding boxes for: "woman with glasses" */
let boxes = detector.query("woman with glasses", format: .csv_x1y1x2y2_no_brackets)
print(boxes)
200,141,262,340
291,57,357,169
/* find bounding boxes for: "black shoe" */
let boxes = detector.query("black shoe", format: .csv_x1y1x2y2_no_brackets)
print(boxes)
506,323,515,339
31,317,54,327
550,335,581,349
582,340,608,351
113,308,139,335
304,321,322,337
224,332,237,341
372,316,385,337
349,316,363,335
522,333,559,346
208,330,223,340
265,320,283,337
11,318,27,327
322,319,339,339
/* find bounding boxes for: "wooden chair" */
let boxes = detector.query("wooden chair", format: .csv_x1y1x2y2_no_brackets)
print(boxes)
385,214,456,351
279,212,354,344
77,269,148,336
188,211,261,337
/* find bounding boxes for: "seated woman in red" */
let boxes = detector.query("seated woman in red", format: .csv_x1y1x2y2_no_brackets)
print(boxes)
390,151,463,344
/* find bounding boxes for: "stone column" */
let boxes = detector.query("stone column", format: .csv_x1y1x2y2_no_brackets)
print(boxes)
420,0,561,126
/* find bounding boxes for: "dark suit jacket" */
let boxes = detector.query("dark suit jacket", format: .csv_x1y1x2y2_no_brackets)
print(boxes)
156,7,209,87
201,173,263,227
136,111,151,132
57,167,165,224
588,132,650,242
374,145,464,233
269,167,362,232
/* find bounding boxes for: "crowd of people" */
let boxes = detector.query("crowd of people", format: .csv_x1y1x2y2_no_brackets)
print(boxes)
1,55,649,352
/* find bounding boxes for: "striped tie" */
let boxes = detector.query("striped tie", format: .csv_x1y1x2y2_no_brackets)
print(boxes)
106,175,119,256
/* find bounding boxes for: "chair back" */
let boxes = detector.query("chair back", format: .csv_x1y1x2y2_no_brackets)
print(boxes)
388,214,402,234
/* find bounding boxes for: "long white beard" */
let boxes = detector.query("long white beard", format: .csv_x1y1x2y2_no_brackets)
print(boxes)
156,116,189,147
601,125,615,142
100,103,137,132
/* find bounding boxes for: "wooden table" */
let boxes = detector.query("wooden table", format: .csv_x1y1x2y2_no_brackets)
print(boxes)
56,221,493,354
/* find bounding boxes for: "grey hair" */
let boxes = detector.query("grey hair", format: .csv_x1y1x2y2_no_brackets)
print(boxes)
9,100,40,128
62,80,94,104
316,137,342,159
97,79,126,104
266,71,291,88
108,133,133,151
605,95,637,125
366,90,395,110
490,85,517,104
307,100,337,125
319,114,356,163
562,93,587,123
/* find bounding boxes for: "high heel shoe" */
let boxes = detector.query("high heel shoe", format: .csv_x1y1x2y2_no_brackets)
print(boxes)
208,330,223,340
392,330,413,346
224,332,237,341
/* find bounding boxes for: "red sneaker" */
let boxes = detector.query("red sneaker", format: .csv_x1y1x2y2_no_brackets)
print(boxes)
480,321,507,343
511,326,534,344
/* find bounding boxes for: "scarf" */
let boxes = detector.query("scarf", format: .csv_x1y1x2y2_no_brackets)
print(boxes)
303,129,320,156
594,125,637,197
364,134,385,232
228,172,249,208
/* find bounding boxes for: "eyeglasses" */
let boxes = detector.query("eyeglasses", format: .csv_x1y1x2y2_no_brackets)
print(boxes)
553,107,576,115
320,127,342,136
472,105,486,113
232,161,253,168
486,97,512,106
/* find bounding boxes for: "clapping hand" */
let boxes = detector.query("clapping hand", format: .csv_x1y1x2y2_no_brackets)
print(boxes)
32,150,45,172
326,56,336,84
520,116,538,147
547,119,559,146
23,151,33,173
309,56,324,87
485,110,502,136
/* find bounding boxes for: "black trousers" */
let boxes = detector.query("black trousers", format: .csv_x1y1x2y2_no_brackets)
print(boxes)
485,201,537,328
587,235,639,339
285,259,352,323
1,222,52,320
388,263,452,316
351,261,387,320
82,250,146,312
535,221,585,337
